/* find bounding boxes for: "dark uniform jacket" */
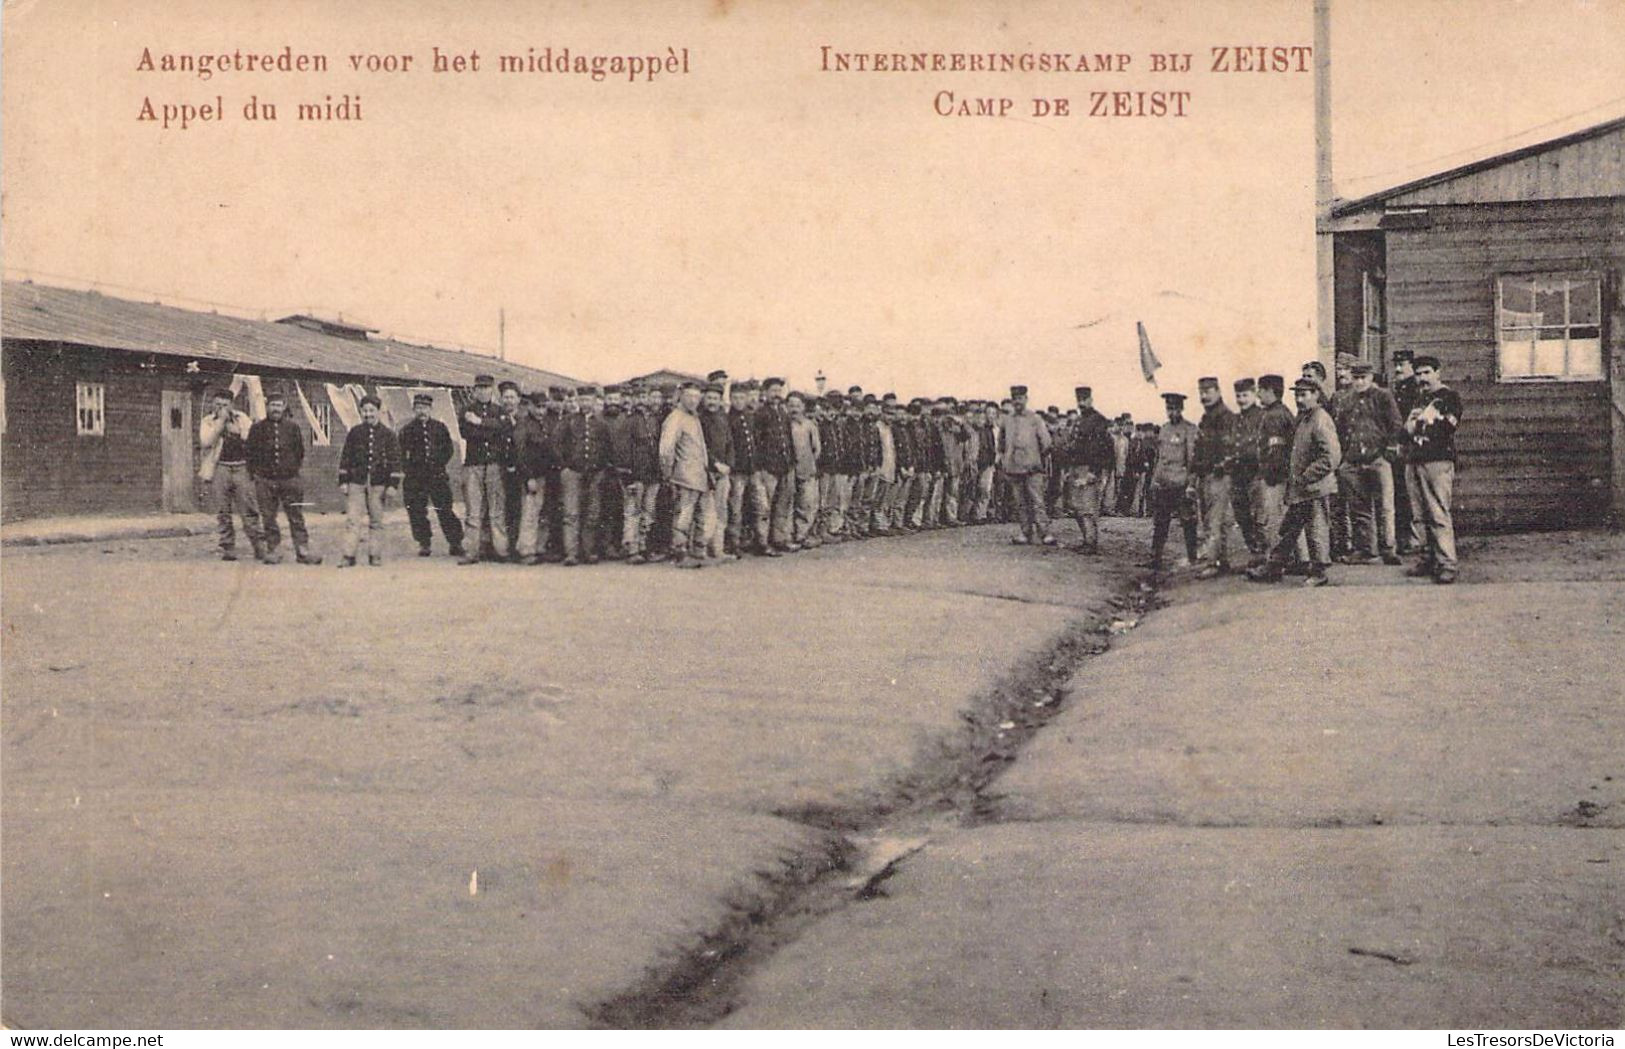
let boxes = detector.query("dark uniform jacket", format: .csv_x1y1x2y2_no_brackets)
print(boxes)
459,399,513,467
700,407,734,473
816,415,844,472
728,408,758,476
893,417,919,472
753,401,794,475
920,418,946,473
1406,385,1463,463
559,411,612,473
246,417,306,481
977,421,998,470
1193,402,1237,478
399,416,457,479
1232,404,1263,477
603,409,637,476
1256,401,1296,486
513,412,556,482
338,421,404,487
1333,385,1404,466
1058,408,1114,471
855,416,883,473
1151,419,1198,489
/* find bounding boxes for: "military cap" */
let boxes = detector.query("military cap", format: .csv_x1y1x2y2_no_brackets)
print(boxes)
1412,355,1441,371
1161,392,1186,406
1259,374,1285,395
762,376,786,389
473,374,496,387
862,394,879,406
1117,413,1132,421
211,387,235,400
578,383,602,397
1234,377,1256,392
1391,349,1415,363
847,385,863,395
881,392,898,402
1074,386,1092,400
359,393,382,409
655,381,676,395
679,379,701,391
604,384,623,395
1197,376,1220,390
1351,361,1374,376
524,391,546,405
497,380,520,395
545,385,564,398
707,369,729,382
1302,360,1327,378
826,391,845,403
930,402,947,413
412,392,435,406
1138,422,1157,431
264,389,287,403
907,402,923,414
703,381,724,394
1010,385,1029,397
1292,376,1323,393
1335,352,1358,369
1046,405,1060,415
786,389,807,401
735,379,758,391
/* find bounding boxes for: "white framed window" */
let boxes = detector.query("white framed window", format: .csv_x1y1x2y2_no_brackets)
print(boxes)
1496,274,1604,381
75,381,106,436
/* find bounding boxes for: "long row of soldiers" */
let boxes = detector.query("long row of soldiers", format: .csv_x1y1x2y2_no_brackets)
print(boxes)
200,350,1459,582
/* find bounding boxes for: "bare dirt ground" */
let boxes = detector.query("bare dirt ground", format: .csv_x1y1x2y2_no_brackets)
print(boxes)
719,529,1625,1029
5,519,1620,1029
1,514,1137,1028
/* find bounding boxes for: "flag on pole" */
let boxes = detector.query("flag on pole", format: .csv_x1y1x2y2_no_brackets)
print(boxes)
1137,321,1161,387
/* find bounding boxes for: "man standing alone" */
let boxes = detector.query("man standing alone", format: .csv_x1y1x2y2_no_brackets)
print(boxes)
999,385,1055,546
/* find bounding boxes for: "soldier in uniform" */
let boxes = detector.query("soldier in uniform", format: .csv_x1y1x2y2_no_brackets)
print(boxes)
559,383,612,566
659,380,712,568
787,391,823,549
513,392,557,564
457,374,513,565
336,394,404,567
1402,355,1464,584
1247,377,1342,587
814,393,845,542
698,381,735,561
1059,385,1113,554
1192,376,1244,579
1229,379,1264,560
1389,349,1421,554
1251,375,1296,567
398,391,466,559
246,390,321,565
726,379,759,556
1334,361,1405,565
1000,385,1055,546
199,388,268,563
973,401,1000,523
752,377,796,555
1147,392,1198,572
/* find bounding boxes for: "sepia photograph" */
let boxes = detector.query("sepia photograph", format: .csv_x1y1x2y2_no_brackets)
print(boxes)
1,0,1621,1036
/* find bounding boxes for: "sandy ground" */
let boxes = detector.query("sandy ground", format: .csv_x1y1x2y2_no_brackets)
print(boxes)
721,530,1625,1028
1,515,1132,1028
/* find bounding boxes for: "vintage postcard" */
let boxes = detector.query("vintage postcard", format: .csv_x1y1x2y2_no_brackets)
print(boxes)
2,0,1621,1035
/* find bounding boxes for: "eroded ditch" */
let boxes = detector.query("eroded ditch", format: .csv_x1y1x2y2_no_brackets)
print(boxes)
586,573,1165,1028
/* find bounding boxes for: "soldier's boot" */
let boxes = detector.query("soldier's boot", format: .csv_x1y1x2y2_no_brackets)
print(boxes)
296,546,324,565
251,538,271,563
336,556,358,568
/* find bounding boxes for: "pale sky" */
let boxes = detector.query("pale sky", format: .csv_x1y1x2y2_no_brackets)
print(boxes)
4,0,1619,418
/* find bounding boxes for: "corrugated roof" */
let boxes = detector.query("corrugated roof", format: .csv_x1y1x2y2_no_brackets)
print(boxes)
1,281,583,389
1332,114,1625,217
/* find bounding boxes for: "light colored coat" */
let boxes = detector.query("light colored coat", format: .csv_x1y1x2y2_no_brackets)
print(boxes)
198,408,253,482
1287,405,1342,503
659,406,711,492
999,411,1051,475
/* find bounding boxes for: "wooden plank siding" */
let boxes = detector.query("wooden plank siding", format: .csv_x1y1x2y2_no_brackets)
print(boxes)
2,340,473,522
1384,198,1624,531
